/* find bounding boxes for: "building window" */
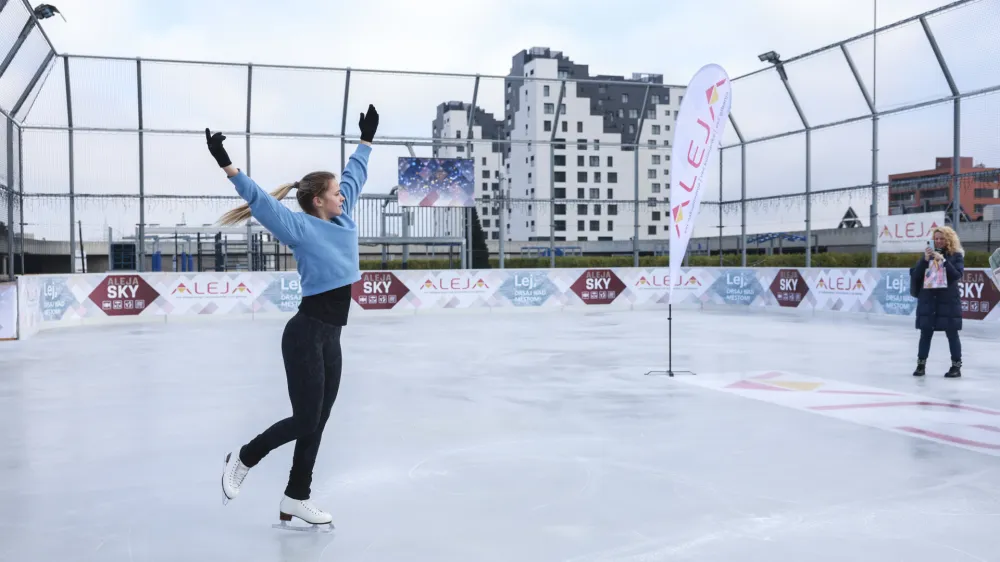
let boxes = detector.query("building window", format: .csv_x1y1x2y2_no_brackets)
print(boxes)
593,204,602,215
577,155,585,166
577,188,585,198
554,171,566,182
648,169,657,179
648,139,657,148
482,170,490,179
652,211,661,221
617,109,625,118
544,120,552,132
544,103,554,114
607,189,614,199
562,121,568,132
577,204,588,215
622,93,629,103
578,138,587,150
594,172,601,183
648,225,656,235
608,205,618,215
608,172,618,183
578,220,585,230
577,122,583,133
554,220,566,231
483,219,491,228
652,125,661,135
628,125,635,134
652,155,661,165
491,231,499,240
651,95,660,104
589,155,600,167
555,187,566,198
544,85,550,97
607,156,614,167
554,154,566,166
590,220,599,231
599,85,606,94
647,109,656,119
492,182,499,191
590,188,599,199
607,220,614,230
651,183,661,193
629,109,639,119
482,182,488,191
555,204,566,215
577,171,588,182
482,157,487,165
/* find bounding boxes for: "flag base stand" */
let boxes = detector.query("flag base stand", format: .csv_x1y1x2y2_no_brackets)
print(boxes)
645,304,696,377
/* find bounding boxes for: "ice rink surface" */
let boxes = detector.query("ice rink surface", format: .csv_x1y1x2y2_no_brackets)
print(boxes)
2,306,1000,562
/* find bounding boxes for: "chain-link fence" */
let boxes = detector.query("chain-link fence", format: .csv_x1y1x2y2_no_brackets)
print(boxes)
2,0,999,279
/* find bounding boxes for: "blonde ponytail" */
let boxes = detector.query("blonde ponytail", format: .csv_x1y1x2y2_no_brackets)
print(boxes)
218,182,297,225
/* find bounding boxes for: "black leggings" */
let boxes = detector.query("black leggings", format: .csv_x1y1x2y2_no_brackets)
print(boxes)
239,312,343,500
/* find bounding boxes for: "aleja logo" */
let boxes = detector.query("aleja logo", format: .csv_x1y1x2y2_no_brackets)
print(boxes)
815,276,866,292
635,274,702,288
172,281,252,297
879,220,940,239
421,277,490,291
672,76,728,237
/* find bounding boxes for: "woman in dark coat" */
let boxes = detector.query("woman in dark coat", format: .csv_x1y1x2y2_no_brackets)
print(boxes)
909,226,965,378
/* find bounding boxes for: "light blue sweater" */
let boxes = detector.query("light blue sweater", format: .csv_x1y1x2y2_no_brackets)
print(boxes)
228,144,372,297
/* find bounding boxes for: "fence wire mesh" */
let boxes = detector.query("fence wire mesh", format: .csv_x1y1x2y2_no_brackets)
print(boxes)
1,0,999,278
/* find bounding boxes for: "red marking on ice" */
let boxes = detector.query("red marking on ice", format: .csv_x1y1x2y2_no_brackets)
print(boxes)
972,425,1000,433
726,380,790,391
817,390,902,397
812,401,1000,415
897,426,1000,450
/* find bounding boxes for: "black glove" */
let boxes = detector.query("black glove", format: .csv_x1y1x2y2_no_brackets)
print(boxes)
358,104,379,143
205,128,231,167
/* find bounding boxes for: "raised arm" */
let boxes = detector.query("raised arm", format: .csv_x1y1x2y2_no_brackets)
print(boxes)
206,128,305,245
340,104,379,217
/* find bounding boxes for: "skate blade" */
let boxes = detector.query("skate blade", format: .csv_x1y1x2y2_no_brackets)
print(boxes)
272,521,335,533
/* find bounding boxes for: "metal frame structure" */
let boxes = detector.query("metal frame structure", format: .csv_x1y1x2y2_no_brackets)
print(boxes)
1,0,998,282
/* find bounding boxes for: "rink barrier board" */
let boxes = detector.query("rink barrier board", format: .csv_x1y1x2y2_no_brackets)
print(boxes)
0,282,16,340
8,267,1000,340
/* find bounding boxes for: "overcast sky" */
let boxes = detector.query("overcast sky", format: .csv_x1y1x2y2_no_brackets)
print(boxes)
8,0,999,242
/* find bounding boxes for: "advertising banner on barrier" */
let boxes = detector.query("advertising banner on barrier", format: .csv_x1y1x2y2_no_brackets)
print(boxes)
8,267,1000,340
0,283,16,339
669,63,731,305
876,211,944,253
959,270,1000,321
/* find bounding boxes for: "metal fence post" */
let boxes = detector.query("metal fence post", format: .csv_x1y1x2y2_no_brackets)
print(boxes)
245,63,252,177
136,57,145,272
633,84,651,267
64,56,76,273
718,148,724,266
17,122,24,274
466,75,480,270
340,69,351,172
770,60,811,267
840,44,877,265
920,16,962,226
726,115,747,267
549,80,567,268
6,119,13,280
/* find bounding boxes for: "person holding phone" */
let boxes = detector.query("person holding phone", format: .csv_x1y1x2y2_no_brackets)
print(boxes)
909,226,965,378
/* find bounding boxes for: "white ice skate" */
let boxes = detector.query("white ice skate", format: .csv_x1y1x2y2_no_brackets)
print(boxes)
272,495,335,532
221,451,250,505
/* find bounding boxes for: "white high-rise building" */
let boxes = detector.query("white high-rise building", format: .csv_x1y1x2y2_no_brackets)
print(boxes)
503,47,685,243
431,101,506,241
431,48,685,244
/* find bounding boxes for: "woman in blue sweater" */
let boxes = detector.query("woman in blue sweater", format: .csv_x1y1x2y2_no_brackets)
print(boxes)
208,104,379,529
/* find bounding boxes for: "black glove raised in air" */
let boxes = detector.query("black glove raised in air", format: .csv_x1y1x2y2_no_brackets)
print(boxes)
205,128,232,168
358,104,379,143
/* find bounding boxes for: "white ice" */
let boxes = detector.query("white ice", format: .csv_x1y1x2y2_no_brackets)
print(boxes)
2,306,1000,562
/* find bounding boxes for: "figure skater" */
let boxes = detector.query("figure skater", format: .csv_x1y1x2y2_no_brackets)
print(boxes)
206,104,379,527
